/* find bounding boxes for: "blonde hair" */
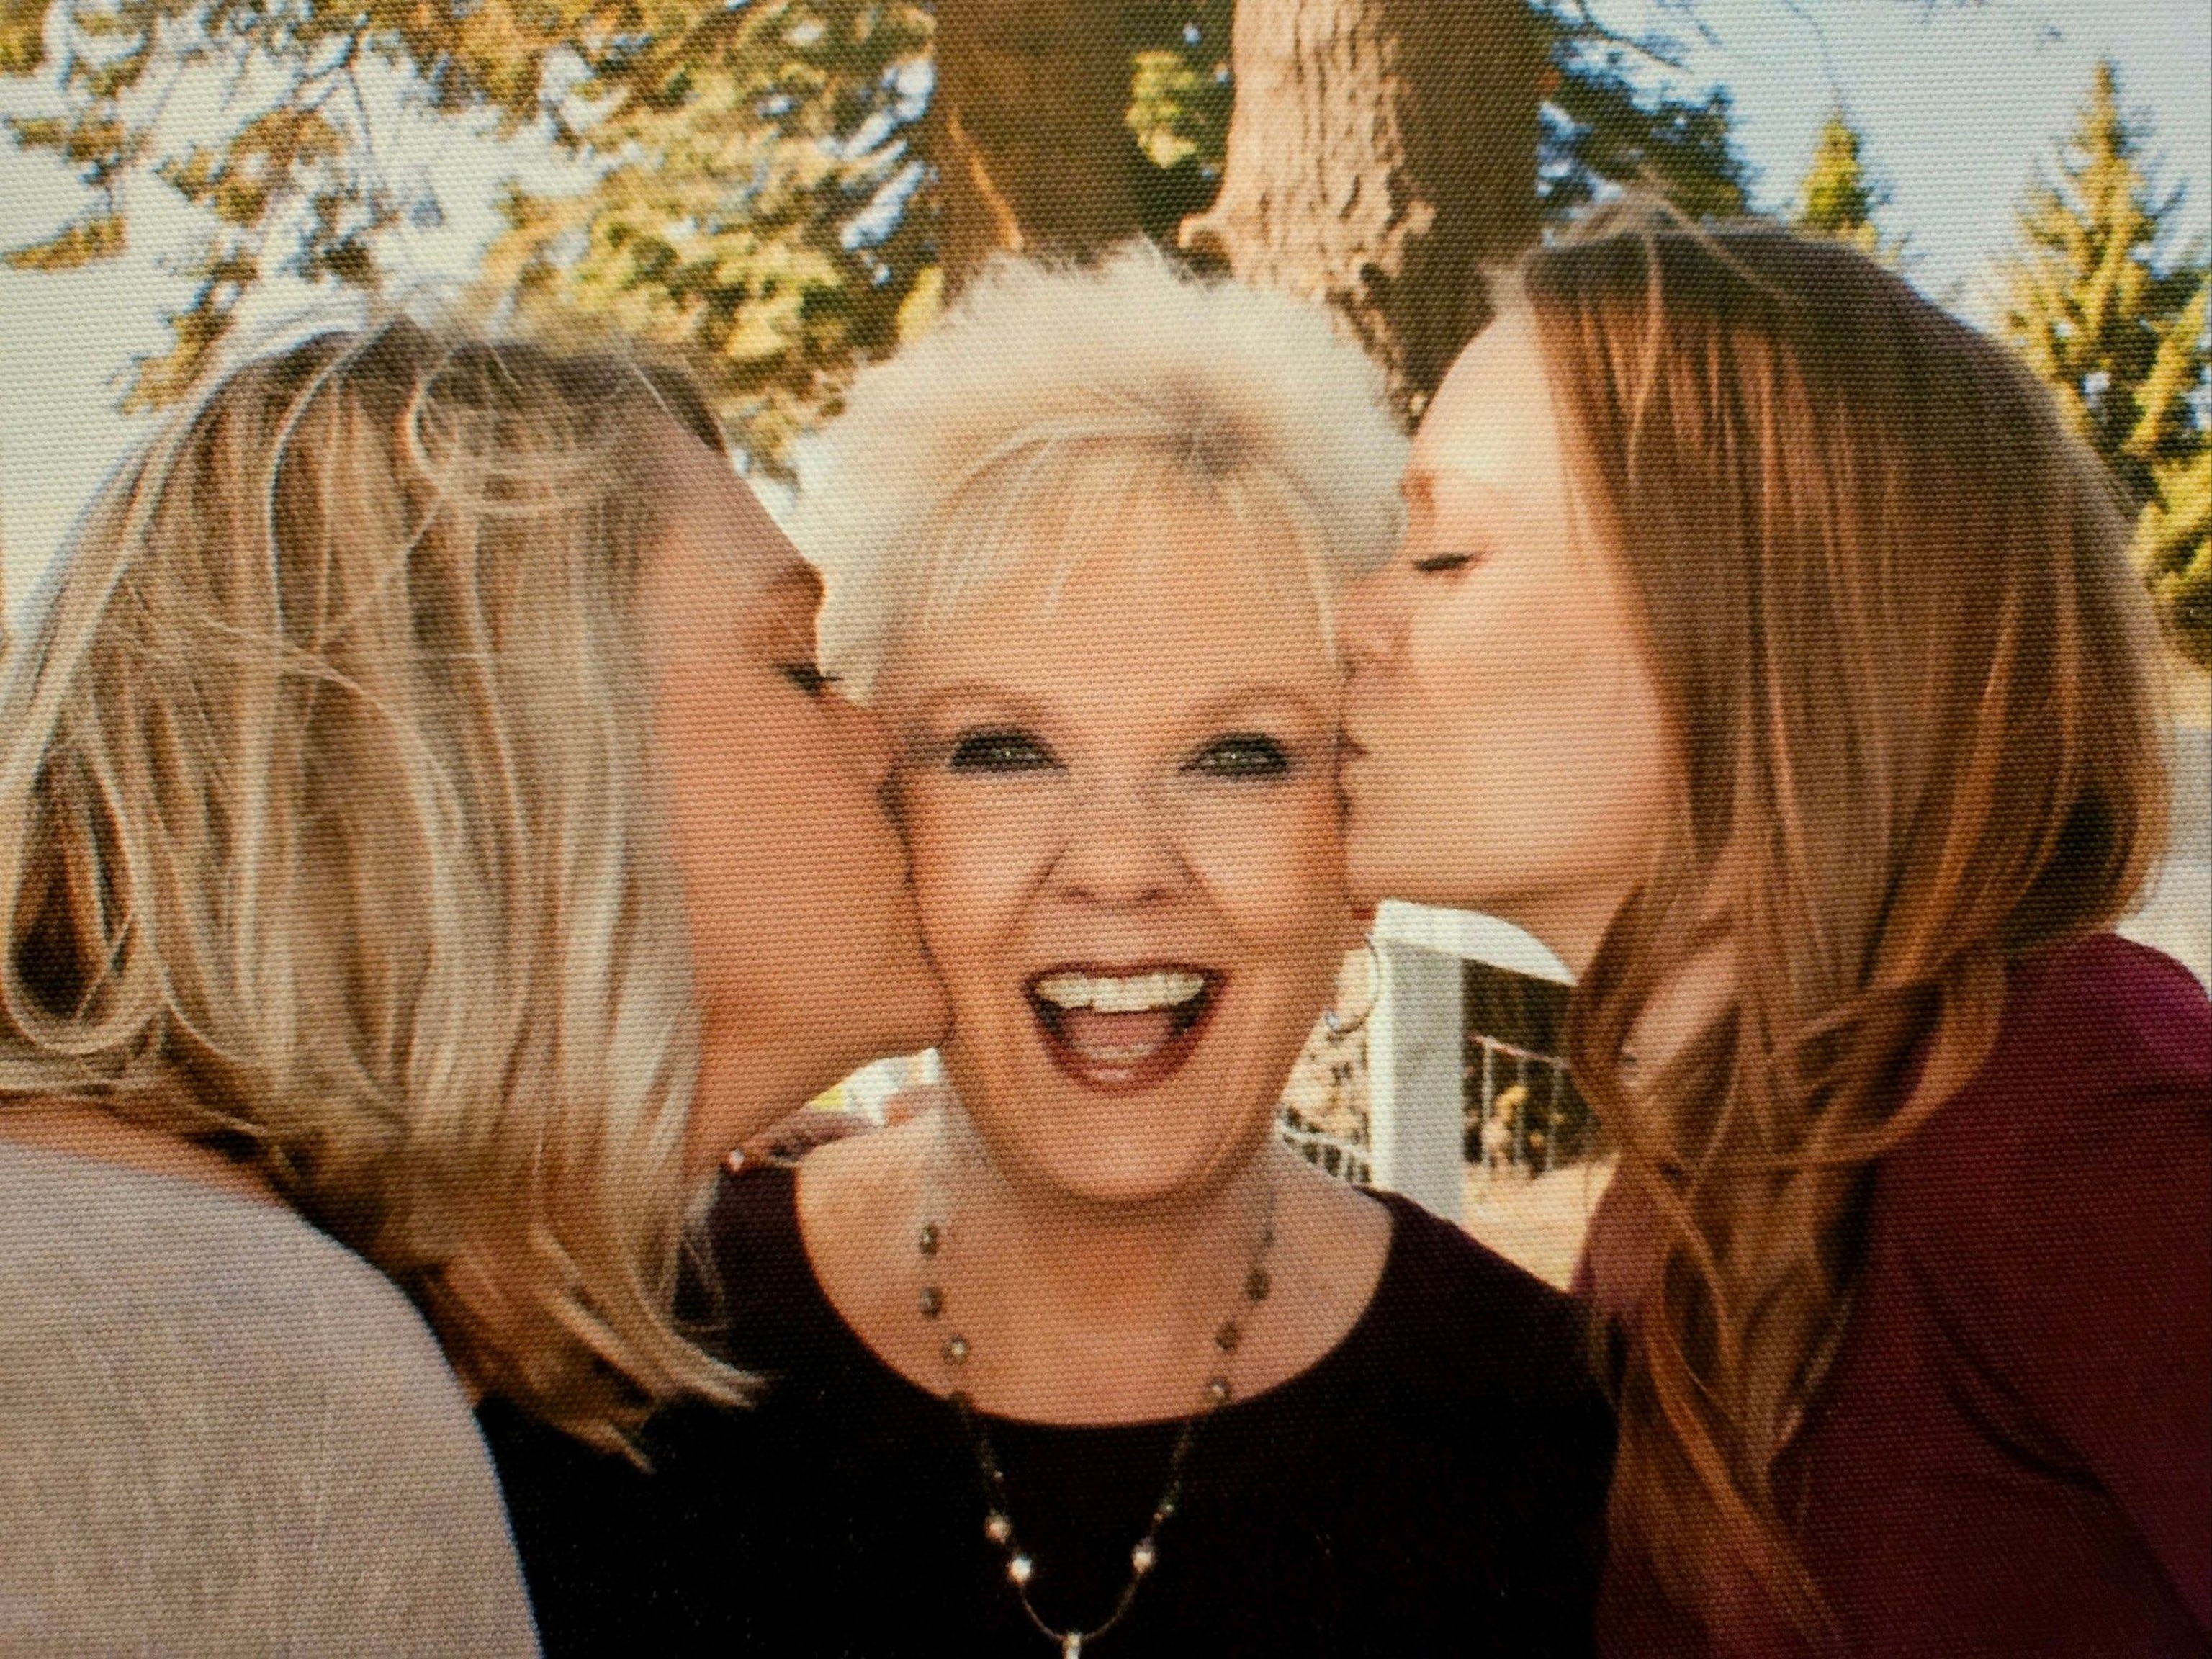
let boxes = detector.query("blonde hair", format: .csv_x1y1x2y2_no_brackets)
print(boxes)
1527,225,2165,1645
0,321,744,1449
797,243,1407,696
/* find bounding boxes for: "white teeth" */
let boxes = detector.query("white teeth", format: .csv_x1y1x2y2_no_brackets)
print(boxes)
1033,969,1208,1013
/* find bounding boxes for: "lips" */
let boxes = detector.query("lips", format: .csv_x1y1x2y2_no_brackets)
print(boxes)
1026,963,1221,1093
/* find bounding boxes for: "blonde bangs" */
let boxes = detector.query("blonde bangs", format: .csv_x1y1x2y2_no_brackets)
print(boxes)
801,242,1406,699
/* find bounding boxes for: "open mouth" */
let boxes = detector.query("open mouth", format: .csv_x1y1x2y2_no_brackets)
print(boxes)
1026,963,1222,1092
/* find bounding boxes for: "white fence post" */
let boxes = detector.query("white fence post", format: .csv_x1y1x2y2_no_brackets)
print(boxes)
1366,935,1465,1223
1364,902,1575,1223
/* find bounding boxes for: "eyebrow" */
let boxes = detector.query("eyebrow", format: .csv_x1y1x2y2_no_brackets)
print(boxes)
904,682,1048,721
1202,686,1333,725
905,681,1333,727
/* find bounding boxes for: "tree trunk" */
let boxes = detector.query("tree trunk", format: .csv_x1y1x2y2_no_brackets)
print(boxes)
1182,0,1544,416
928,0,1143,292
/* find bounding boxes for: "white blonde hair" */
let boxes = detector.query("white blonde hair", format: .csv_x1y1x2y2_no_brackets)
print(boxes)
0,321,742,1449
796,243,1407,697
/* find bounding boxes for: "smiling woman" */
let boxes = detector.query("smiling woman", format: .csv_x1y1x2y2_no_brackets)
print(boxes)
485,246,1617,1659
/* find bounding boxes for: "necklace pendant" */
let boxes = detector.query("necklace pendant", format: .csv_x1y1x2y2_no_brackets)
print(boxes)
1061,1635,1082,1658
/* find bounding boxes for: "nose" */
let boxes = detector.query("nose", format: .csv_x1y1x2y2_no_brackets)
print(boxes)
1050,785,1186,909
1336,564,1403,675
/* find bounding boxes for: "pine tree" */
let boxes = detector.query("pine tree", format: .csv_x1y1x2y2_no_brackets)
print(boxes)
1793,108,1893,258
1998,62,2210,667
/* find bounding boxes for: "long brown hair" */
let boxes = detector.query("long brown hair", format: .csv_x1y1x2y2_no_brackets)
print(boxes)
1522,225,2167,1643
0,321,741,1448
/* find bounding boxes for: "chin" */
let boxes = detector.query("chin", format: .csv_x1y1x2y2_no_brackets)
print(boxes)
1015,1125,1244,1210
1344,837,1423,913
870,966,954,1060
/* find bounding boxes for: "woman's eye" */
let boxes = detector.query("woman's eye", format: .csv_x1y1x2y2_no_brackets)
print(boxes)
948,729,1057,773
1412,552,1477,575
1186,733,1290,780
779,663,841,697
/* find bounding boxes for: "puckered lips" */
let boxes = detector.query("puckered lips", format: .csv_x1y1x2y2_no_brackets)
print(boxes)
1025,962,1223,1093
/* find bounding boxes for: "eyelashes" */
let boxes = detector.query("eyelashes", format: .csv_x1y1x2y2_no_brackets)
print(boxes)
778,663,842,697
1184,733,1290,779
948,729,1056,773
941,728,1295,781
1412,552,1478,575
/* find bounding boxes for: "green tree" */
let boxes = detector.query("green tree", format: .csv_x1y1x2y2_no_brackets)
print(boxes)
1793,107,1894,257
1997,62,2211,667
3,0,938,441
478,4,935,465
1537,14,1751,228
1124,0,1231,244
2,0,1183,462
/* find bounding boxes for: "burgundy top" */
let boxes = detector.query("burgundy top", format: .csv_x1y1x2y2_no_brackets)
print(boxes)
1589,935,2212,1658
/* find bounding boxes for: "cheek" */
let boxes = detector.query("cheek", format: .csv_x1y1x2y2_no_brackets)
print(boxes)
1188,793,1348,955
1403,575,1671,857
1406,570,1626,760
662,685,891,945
900,787,1046,969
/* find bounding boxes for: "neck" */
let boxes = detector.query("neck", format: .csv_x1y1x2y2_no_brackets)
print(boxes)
928,1109,1280,1336
1620,935,1736,1074
802,1107,1293,1425
1483,879,1735,1072
0,1096,282,1208
1488,882,1630,984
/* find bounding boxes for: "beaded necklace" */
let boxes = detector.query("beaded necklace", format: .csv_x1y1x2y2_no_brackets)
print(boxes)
912,1175,1282,1657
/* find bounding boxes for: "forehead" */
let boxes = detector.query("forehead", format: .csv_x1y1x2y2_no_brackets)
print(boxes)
1407,308,1565,510
889,494,1336,710
650,423,811,600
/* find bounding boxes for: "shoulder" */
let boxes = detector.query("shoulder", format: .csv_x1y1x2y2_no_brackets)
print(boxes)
1879,935,2210,1334
1889,935,2209,1210
1990,934,2207,1097
0,1143,536,1654
0,1137,454,1383
1342,1192,1614,1534
1362,1190,1601,1406
696,1158,868,1378
699,1159,811,1325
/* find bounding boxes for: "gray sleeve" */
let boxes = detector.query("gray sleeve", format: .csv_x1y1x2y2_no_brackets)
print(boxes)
278,1254,544,1658
0,1160,541,1657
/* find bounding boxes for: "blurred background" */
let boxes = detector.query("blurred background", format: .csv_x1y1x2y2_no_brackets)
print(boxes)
4,0,2205,1274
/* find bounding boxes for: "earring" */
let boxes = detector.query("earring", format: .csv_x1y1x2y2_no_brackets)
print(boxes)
1322,937,1382,1038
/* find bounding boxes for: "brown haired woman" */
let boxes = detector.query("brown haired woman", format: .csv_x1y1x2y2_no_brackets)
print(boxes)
1337,221,2209,1658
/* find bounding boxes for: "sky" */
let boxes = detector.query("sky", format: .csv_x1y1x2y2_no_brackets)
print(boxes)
1,0,2207,616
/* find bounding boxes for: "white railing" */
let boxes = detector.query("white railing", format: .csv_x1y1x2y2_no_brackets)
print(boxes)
1362,900,1573,1223
1466,1030,1588,1177
1276,1110,1372,1187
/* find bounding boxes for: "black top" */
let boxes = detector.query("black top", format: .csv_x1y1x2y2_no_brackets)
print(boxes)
484,1163,1614,1658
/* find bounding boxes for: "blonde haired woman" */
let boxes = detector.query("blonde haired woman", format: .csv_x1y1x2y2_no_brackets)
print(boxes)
0,323,946,1652
489,246,1614,1658
1340,222,2210,1655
